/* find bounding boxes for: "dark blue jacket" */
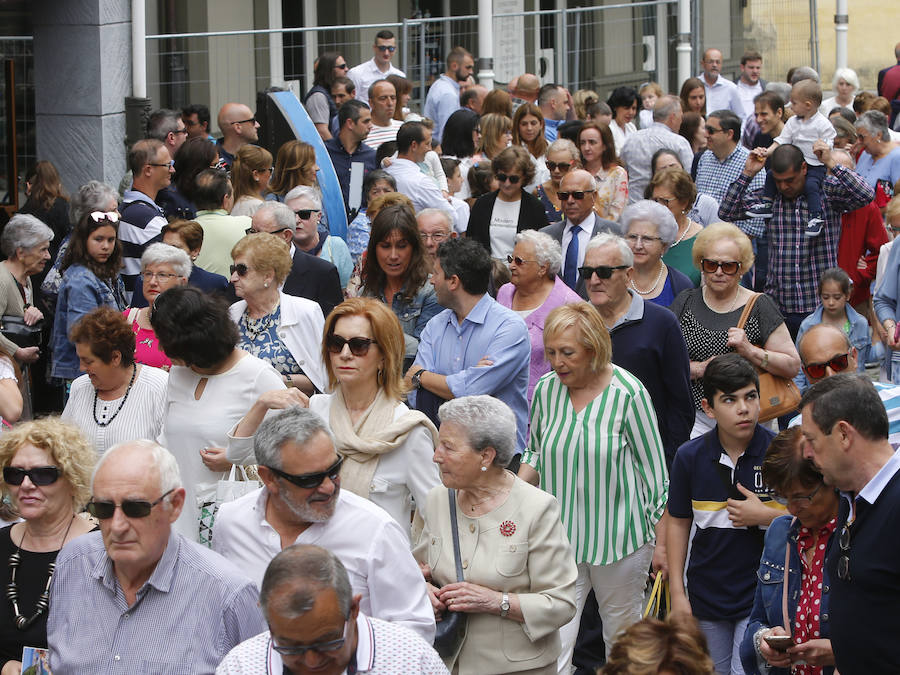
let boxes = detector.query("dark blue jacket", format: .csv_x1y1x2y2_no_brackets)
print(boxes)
740,515,835,675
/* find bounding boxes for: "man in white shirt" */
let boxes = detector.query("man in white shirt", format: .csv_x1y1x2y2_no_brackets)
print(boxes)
385,121,457,229
424,46,474,145
701,48,740,115
348,30,406,106
733,50,766,120
365,79,404,151
218,545,448,675
214,406,436,642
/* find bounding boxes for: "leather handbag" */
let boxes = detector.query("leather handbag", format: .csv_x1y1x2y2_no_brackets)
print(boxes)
735,294,801,422
432,489,468,658
0,315,43,348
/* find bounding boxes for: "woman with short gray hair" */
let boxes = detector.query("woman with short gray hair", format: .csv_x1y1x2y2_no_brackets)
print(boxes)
497,230,581,400
124,242,191,369
854,110,900,198
414,395,578,674
819,67,859,115
621,199,694,306
0,213,54,364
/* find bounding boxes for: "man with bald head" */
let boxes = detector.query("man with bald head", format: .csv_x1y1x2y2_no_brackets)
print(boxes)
47,441,264,672
510,73,541,109
216,102,260,169
540,169,621,296
461,84,488,115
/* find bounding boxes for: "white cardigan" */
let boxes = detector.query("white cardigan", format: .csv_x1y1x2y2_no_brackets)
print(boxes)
229,292,328,393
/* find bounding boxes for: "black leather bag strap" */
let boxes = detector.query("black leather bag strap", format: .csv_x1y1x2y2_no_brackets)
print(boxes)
448,489,464,583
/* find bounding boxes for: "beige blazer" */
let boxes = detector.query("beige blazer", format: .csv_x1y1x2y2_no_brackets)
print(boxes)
0,265,28,357
414,475,577,674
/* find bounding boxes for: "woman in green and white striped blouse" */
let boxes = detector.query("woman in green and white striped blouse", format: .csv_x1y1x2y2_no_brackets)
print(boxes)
518,302,668,670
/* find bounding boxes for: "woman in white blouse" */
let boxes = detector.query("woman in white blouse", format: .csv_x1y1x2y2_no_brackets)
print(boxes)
606,86,640,155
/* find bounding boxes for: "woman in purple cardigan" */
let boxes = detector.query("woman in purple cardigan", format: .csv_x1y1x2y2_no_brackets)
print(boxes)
496,230,582,401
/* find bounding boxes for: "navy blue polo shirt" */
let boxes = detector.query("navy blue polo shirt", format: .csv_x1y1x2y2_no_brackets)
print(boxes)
324,136,377,212
668,424,779,621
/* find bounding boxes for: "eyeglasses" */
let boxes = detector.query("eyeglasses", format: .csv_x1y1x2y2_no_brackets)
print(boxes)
419,232,448,242
335,63,349,70
246,226,291,235
557,190,595,201
705,126,724,135
495,173,521,184
771,483,823,506
294,209,320,220
271,614,350,656
325,334,378,356
837,523,851,581
375,45,396,53
626,233,663,246
3,466,60,486
230,263,250,277
87,488,176,519
266,456,344,489
652,196,674,206
579,264,629,280
149,160,176,169
802,352,851,380
172,128,189,136
546,161,572,172
90,211,120,224
233,117,257,125
700,258,742,275
507,255,537,266
139,271,181,282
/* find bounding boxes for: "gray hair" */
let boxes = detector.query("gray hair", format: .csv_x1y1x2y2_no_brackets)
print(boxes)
832,67,859,92
254,406,335,469
790,67,820,84
546,138,580,163
621,200,679,249
417,208,453,232
437,396,516,467
0,213,54,258
93,440,183,500
765,81,793,103
69,180,118,224
585,232,634,267
856,110,890,142
256,201,297,230
285,185,323,210
141,242,191,278
653,95,681,122
515,230,563,276
260,544,352,621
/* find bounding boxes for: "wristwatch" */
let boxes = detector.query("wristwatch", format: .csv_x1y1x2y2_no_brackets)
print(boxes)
499,592,510,618
411,368,426,389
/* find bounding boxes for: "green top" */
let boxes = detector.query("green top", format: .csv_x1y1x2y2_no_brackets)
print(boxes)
663,234,700,287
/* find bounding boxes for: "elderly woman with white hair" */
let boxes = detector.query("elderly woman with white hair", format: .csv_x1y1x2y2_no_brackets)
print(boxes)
124,243,191,370
496,230,581,401
622,199,694,307
854,110,900,203
0,213,54,365
415,395,577,674
285,185,353,288
819,67,859,115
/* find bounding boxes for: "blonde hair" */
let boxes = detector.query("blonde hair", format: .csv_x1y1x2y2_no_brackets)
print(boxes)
603,614,715,675
0,417,96,510
231,232,293,285
692,222,755,272
886,196,900,223
321,298,407,401
367,192,414,224
543,302,612,373
478,113,513,159
231,145,273,204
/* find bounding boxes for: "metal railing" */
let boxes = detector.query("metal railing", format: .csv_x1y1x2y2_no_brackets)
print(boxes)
0,36,34,208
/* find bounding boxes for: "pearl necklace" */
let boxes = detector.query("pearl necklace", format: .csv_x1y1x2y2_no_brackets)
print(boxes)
671,219,693,248
631,262,665,295
703,284,741,313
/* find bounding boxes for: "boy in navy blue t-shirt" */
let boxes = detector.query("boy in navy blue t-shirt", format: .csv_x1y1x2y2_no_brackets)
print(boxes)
667,353,783,675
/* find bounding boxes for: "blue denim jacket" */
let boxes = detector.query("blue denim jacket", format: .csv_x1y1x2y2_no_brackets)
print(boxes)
368,282,442,358
51,265,127,380
739,515,835,675
793,303,872,392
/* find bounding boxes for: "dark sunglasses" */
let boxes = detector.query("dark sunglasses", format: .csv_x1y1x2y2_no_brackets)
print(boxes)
266,456,344,489
495,172,521,184
376,45,396,52
87,488,176,519
700,258,741,275
233,117,257,125
295,209,320,220
3,466,60,486
579,264,629,280
507,255,537,266
837,523,851,581
802,352,850,380
546,161,572,172
558,190,595,201
230,263,250,277
335,63,349,70
326,334,378,356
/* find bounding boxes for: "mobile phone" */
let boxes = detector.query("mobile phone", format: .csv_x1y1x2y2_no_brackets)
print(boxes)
763,635,794,652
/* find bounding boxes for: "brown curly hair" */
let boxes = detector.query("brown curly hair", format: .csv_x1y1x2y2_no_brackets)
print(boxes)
69,306,136,366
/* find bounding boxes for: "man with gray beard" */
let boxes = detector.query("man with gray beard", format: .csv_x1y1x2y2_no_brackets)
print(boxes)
213,404,435,641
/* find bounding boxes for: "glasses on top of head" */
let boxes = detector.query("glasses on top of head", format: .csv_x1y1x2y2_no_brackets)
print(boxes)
771,483,823,506
89,211,120,224
325,334,377,357
579,264,629,281
700,259,741,275
270,613,351,656
265,455,344,490
837,523,851,581
87,488,176,519
3,466,60,486
802,352,850,380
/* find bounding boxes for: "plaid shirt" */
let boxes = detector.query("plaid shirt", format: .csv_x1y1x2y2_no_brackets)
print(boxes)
720,164,875,314
695,145,766,238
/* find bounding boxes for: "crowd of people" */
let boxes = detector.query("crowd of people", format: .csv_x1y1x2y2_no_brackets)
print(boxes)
2,30,900,675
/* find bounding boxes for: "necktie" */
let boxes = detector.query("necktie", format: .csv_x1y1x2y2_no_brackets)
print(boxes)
563,224,582,290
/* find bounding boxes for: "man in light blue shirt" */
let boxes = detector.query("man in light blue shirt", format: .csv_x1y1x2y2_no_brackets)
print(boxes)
405,238,530,458
424,47,474,145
